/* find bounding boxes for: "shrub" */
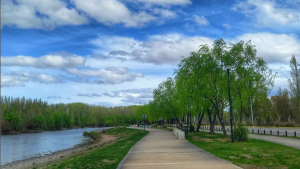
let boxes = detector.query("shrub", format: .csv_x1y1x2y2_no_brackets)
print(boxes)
189,125,195,132
5,113,22,131
233,123,248,142
32,115,46,129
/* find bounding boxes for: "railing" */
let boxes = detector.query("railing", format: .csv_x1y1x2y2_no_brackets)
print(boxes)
199,126,300,137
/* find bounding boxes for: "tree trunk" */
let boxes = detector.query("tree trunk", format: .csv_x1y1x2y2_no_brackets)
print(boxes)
217,112,227,137
208,109,216,134
196,112,204,132
190,111,192,131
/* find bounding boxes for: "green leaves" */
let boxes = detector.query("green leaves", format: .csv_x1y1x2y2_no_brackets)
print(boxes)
145,38,275,133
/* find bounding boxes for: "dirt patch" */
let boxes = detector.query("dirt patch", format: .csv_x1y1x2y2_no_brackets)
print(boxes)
103,159,115,163
2,134,117,169
239,164,261,169
240,164,287,169
228,156,240,159
192,136,213,142
241,154,253,159
216,138,230,142
259,154,269,157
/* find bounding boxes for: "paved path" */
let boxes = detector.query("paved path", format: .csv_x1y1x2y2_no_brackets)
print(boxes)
118,127,241,169
200,130,300,150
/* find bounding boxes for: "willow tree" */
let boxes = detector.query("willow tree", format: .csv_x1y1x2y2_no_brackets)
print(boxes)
153,78,183,128
288,55,300,122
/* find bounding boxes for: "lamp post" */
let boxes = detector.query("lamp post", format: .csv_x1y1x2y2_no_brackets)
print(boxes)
226,64,234,143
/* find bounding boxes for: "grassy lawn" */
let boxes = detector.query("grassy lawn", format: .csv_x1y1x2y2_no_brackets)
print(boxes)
47,127,149,169
187,131,300,169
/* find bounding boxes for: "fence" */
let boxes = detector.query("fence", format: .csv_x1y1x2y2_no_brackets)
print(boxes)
199,126,300,137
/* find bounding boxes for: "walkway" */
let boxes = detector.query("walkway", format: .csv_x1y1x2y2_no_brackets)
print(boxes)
117,127,241,169
200,129,300,150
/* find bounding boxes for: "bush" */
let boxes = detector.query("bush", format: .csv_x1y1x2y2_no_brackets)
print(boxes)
189,125,195,132
32,115,45,129
233,123,248,142
5,113,22,131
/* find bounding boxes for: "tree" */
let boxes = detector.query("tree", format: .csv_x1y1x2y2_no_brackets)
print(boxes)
288,55,300,122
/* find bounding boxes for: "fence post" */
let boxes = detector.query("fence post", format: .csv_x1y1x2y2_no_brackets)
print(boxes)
285,131,287,136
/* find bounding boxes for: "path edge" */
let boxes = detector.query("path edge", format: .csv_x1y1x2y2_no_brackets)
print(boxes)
116,128,150,169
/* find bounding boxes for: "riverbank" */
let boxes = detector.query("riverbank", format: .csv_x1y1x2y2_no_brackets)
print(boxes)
1,126,110,135
2,127,148,169
2,129,116,169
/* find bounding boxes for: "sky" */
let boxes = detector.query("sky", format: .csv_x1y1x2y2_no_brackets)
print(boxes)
1,0,300,107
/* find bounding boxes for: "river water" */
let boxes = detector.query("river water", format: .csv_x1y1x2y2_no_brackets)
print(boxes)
1,127,111,165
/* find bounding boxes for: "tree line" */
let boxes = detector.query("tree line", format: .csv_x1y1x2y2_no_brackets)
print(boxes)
1,96,138,134
136,39,300,136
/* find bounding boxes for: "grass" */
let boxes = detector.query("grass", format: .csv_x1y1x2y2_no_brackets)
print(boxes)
83,131,102,141
47,127,149,169
187,131,300,169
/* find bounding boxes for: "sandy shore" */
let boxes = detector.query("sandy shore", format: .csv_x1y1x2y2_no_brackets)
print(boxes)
2,133,117,169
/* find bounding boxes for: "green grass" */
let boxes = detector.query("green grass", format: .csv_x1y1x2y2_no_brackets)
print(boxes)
83,131,102,141
187,131,300,169
48,127,149,169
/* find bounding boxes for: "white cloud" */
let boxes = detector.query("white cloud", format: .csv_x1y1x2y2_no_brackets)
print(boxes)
1,72,63,87
151,8,177,19
72,0,156,27
65,67,144,84
103,88,153,105
194,15,209,26
1,54,85,68
90,32,300,65
232,0,300,28
77,93,102,97
46,96,62,99
103,88,153,98
222,23,232,30
137,0,191,5
1,0,88,29
90,34,214,64
235,32,300,63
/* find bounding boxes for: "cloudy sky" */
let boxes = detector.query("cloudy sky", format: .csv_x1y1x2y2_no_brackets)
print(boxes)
1,0,300,106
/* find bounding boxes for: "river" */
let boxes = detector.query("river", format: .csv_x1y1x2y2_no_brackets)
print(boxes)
1,127,111,165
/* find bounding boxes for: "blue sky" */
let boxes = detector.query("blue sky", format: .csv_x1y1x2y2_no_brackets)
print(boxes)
1,0,300,106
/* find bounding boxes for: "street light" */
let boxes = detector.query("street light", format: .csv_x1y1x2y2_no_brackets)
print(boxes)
226,64,234,143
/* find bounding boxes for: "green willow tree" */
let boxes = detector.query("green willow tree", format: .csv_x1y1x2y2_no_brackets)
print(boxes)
288,55,300,122
142,38,275,137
